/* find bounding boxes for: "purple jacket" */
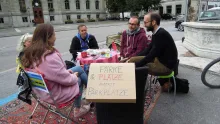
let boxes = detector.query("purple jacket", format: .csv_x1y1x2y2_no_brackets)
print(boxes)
29,50,79,104
120,28,151,58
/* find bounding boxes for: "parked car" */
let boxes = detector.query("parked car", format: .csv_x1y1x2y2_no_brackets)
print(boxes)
175,18,184,31
199,9,220,21
161,13,175,20
138,15,144,20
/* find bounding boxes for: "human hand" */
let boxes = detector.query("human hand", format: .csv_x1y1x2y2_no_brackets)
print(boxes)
74,72,79,77
68,69,74,74
119,58,129,63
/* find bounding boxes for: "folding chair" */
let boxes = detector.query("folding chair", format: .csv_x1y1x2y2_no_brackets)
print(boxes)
26,71,79,124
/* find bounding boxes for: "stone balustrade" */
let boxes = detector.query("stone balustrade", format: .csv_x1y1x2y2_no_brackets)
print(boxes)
182,22,220,59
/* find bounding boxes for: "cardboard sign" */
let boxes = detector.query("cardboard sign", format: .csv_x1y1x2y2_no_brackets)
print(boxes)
86,63,136,103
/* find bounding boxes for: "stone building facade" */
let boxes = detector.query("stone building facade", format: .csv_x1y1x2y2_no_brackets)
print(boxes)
0,0,107,28
159,0,186,16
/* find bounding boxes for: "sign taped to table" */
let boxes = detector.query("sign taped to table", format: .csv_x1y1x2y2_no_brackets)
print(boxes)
86,63,136,103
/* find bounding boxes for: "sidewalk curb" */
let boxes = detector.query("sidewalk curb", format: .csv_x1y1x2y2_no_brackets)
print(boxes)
0,23,126,38
179,64,203,72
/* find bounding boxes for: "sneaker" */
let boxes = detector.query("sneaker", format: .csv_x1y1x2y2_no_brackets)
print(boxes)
74,104,90,118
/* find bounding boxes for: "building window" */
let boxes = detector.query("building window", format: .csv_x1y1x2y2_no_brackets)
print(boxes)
66,15,71,20
87,15,91,20
0,18,4,23
0,3,2,11
176,5,182,15
50,16,55,21
166,6,172,14
76,0,80,10
22,17,28,22
96,14,100,19
95,0,99,9
19,0,27,12
65,0,70,10
48,0,53,9
77,15,81,19
86,0,90,9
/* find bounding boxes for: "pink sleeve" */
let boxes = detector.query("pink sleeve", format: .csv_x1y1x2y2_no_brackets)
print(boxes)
41,53,78,86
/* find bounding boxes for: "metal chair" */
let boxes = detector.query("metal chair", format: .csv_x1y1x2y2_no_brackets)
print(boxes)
25,71,79,124
149,71,176,103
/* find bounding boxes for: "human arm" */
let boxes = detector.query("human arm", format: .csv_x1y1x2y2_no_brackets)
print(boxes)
89,35,99,49
42,53,79,86
69,37,82,60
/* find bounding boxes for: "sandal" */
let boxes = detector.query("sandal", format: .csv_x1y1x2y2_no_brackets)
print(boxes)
74,104,90,118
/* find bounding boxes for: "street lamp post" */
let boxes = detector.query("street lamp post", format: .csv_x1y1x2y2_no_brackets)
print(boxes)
27,7,31,27
184,0,189,22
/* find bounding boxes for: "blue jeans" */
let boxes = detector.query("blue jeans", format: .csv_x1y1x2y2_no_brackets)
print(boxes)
69,66,88,108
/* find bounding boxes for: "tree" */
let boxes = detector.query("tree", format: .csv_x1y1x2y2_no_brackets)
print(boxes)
140,0,161,12
125,0,161,16
106,0,128,20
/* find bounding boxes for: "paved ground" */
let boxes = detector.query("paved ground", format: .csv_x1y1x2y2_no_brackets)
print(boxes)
148,65,220,124
0,20,183,99
0,21,220,123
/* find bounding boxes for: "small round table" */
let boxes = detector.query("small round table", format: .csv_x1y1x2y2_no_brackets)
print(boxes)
77,51,119,65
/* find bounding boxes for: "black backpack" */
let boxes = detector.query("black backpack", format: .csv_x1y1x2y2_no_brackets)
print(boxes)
171,77,189,94
16,68,32,105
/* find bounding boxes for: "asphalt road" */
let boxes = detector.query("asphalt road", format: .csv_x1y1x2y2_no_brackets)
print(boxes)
0,21,183,99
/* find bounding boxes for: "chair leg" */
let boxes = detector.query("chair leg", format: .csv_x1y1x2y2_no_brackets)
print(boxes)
29,102,39,119
64,103,75,124
172,76,176,103
149,75,152,94
41,105,51,124
152,76,157,103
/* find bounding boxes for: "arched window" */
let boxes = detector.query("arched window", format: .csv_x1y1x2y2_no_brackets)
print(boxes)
76,0,80,10
65,0,70,10
86,0,90,10
95,0,99,10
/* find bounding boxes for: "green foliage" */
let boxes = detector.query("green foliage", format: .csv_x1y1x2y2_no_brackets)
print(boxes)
97,18,106,21
88,18,96,22
106,0,161,13
76,19,85,23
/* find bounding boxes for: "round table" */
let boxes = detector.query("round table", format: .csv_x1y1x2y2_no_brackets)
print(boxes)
77,51,119,65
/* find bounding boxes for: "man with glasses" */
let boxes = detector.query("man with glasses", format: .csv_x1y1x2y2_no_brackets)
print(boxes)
128,12,178,91
119,16,150,62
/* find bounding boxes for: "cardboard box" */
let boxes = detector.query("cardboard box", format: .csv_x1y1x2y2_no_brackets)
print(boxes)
86,63,136,103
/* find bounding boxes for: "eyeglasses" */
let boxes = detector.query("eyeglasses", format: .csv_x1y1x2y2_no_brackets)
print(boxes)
144,21,152,24
128,23,138,26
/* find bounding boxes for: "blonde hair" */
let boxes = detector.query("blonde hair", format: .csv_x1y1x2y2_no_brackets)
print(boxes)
16,33,32,52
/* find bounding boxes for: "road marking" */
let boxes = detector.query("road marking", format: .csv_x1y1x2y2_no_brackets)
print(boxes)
0,67,16,75
14,28,21,33
0,92,18,106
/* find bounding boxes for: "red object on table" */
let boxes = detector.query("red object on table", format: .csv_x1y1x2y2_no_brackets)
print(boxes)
112,41,117,51
81,52,87,58
77,51,119,65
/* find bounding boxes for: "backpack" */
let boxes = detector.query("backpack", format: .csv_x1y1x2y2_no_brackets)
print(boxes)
171,77,189,94
16,68,32,105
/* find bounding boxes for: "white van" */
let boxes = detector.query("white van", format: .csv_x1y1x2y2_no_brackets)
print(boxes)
120,12,131,20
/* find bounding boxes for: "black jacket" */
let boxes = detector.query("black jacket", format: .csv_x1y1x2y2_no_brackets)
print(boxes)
69,34,99,60
135,28,178,70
